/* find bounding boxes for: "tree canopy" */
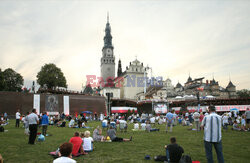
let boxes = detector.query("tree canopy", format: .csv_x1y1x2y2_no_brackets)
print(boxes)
236,89,250,98
0,68,24,92
36,63,67,89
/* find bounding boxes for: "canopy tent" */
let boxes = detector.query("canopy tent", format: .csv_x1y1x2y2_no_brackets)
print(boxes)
81,111,93,114
230,108,239,112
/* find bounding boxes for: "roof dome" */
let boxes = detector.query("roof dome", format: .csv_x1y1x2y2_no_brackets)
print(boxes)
176,82,183,88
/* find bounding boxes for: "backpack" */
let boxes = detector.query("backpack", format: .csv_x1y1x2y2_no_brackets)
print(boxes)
154,155,167,162
0,126,4,132
179,154,192,163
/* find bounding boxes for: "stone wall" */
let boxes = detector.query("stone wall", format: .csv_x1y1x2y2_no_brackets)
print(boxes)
0,91,106,116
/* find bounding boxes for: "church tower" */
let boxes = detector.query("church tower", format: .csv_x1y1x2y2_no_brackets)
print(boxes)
100,14,115,85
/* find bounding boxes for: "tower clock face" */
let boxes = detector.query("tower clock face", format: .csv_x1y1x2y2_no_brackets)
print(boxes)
106,48,112,55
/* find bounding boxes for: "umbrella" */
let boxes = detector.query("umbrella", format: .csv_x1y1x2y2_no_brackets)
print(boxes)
81,111,92,114
230,108,239,112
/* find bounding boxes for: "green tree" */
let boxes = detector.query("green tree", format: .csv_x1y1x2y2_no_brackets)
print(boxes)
2,68,24,92
37,63,67,89
237,89,250,98
0,68,5,90
83,84,93,94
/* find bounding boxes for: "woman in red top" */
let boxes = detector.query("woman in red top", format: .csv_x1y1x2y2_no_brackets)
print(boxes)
199,112,204,123
69,132,87,156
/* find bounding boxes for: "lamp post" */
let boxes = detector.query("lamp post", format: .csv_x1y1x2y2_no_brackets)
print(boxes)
144,66,152,94
106,92,113,116
196,87,203,112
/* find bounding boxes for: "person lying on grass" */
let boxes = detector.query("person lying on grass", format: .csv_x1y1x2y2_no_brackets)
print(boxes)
53,142,76,163
69,132,88,156
146,121,160,132
107,126,132,142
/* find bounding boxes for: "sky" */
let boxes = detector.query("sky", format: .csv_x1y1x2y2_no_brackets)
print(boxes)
0,0,250,91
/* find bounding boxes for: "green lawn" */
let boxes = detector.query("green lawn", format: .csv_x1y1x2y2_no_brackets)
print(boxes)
0,120,249,163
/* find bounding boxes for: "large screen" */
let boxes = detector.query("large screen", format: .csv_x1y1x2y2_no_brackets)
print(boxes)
154,103,168,114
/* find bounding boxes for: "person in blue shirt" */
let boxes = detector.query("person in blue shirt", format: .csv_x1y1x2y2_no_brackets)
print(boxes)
41,112,49,136
166,110,174,133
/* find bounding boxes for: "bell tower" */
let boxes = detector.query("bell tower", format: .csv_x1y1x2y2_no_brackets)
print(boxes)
100,13,115,86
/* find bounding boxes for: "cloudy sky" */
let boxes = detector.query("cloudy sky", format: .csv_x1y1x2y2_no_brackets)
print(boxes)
0,0,250,91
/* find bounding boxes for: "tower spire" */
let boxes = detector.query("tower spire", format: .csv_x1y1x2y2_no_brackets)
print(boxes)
107,12,109,23
117,59,122,77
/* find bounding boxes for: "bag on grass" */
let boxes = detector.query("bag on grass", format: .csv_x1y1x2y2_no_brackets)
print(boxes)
179,154,192,163
154,155,167,162
0,126,4,132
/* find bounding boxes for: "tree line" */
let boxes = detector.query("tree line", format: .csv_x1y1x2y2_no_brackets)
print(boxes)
1,63,250,98
0,63,67,92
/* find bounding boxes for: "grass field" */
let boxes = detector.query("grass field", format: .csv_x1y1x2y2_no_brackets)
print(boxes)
0,120,250,163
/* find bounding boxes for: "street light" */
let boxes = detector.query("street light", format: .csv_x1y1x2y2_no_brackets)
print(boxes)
106,92,113,116
144,66,152,94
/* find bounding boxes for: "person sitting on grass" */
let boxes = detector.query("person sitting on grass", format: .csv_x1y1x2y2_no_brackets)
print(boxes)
93,126,104,142
119,118,127,132
146,121,160,132
165,137,184,163
107,126,132,142
141,121,146,131
68,118,75,128
132,122,139,131
53,142,76,163
69,132,87,156
82,131,94,152
232,121,241,131
58,120,66,127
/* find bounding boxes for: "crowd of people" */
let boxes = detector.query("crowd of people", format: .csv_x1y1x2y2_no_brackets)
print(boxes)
0,107,250,163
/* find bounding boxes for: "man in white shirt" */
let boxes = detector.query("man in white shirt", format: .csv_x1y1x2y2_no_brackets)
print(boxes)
100,113,104,121
133,123,139,130
119,119,127,132
201,105,224,163
193,111,200,131
27,109,39,144
222,113,229,130
69,119,75,128
53,142,76,163
141,122,146,131
150,116,156,126
15,109,21,128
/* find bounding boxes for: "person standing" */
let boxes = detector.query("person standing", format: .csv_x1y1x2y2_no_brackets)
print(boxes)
193,111,200,131
15,109,21,128
201,105,224,163
166,110,174,133
245,108,250,131
41,112,49,136
27,109,39,144
4,112,7,121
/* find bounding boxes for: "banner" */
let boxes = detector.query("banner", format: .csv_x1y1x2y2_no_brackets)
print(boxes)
111,107,137,113
33,94,40,114
63,96,70,115
154,103,168,114
45,95,59,112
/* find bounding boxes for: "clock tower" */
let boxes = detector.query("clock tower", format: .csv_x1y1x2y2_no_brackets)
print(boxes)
100,14,115,86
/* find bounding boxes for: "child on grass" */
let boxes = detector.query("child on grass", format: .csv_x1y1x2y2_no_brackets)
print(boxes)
82,131,94,152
